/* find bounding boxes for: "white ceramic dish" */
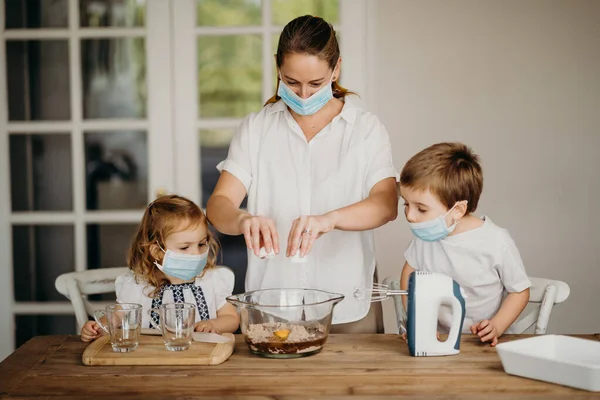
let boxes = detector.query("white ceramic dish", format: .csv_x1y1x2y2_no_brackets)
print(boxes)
496,334,600,392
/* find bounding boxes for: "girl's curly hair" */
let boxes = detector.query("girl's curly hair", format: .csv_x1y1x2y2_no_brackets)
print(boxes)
127,194,220,296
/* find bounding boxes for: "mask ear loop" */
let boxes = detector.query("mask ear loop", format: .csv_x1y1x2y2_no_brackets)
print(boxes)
448,200,469,226
155,241,167,253
152,241,168,269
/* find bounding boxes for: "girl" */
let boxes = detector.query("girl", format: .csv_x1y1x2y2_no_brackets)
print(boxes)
81,195,239,342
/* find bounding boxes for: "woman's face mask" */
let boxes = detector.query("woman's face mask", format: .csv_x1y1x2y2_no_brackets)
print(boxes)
276,57,339,116
277,72,334,116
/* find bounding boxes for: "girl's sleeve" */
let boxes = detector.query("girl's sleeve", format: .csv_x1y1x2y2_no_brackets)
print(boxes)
212,267,235,311
115,272,141,304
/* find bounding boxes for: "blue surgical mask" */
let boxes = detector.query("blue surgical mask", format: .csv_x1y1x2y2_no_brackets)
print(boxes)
277,70,335,116
153,246,208,281
408,203,463,242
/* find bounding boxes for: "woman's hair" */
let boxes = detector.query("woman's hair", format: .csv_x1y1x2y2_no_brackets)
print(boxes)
127,194,220,296
265,15,355,105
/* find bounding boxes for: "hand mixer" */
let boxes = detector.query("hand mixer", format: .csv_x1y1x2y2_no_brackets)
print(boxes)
355,271,467,356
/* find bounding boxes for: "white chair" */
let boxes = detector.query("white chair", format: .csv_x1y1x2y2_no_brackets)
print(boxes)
55,267,129,329
382,276,570,335
511,277,570,334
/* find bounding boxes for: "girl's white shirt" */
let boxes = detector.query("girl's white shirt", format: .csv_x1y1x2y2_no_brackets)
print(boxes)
115,266,234,328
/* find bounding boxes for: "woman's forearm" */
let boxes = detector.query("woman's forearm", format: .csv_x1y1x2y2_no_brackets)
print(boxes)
206,171,250,235
206,194,249,235
326,178,398,231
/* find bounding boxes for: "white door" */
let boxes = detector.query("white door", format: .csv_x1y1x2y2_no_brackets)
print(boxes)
0,0,367,360
0,0,175,360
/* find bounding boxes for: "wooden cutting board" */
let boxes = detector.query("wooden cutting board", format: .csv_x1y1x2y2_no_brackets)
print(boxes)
82,333,235,366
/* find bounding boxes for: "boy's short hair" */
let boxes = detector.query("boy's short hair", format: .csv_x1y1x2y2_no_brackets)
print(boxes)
400,142,483,213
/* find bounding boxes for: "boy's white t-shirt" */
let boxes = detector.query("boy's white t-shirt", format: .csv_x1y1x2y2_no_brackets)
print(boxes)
115,266,234,328
404,216,531,333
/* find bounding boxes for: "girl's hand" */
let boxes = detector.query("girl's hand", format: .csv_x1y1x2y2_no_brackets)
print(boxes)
81,321,102,342
238,214,279,257
195,320,220,333
470,319,502,346
287,214,336,258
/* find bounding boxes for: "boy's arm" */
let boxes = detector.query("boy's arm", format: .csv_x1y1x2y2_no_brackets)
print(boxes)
472,288,530,346
473,232,531,345
492,288,530,335
400,261,415,311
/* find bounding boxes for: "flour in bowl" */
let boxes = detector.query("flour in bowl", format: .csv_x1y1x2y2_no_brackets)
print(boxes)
244,322,328,355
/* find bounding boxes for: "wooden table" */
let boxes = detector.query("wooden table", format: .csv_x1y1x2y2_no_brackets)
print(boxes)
1,334,599,399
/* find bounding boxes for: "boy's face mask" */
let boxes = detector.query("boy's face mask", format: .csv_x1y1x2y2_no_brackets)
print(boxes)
408,202,465,242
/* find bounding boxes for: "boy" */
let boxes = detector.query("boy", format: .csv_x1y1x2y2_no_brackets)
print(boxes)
400,142,530,346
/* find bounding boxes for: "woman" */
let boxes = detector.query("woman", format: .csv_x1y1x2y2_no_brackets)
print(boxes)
206,15,398,333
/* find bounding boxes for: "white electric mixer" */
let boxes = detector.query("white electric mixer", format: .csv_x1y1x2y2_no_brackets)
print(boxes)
355,271,467,356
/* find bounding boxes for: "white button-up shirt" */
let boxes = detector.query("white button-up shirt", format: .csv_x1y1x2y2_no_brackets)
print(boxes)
217,99,398,323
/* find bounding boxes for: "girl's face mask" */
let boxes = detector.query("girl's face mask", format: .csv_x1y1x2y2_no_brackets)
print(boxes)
153,245,208,281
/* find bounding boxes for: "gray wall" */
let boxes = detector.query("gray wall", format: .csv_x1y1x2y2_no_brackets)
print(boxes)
370,0,600,334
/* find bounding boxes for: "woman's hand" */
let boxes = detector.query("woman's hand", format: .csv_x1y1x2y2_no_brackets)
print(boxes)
238,214,279,257
287,214,337,258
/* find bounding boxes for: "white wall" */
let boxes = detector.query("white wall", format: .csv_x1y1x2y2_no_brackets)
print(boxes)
369,0,600,334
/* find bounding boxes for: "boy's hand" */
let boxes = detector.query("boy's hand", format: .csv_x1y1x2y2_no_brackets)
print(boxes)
195,320,220,333
470,319,502,346
81,321,102,342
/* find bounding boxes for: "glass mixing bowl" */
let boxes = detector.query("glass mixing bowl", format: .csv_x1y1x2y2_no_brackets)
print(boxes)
227,288,344,358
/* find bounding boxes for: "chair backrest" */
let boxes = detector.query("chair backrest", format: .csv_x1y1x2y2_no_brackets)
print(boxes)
511,276,570,334
55,267,129,329
382,275,570,336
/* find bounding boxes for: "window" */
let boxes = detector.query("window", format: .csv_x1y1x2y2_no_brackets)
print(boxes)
0,0,170,356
